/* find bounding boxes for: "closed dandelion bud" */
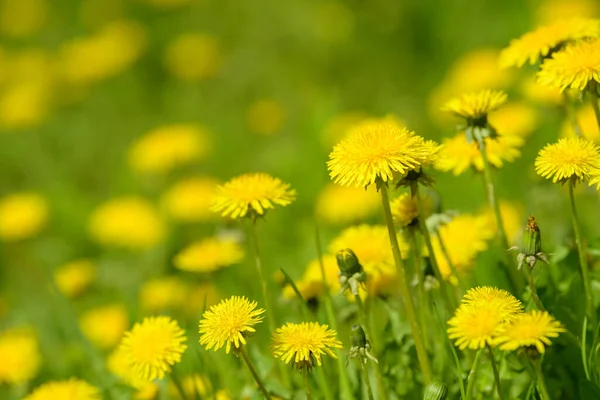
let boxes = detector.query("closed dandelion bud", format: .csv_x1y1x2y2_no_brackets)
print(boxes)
522,215,541,256
336,248,362,276
350,324,367,348
423,382,448,400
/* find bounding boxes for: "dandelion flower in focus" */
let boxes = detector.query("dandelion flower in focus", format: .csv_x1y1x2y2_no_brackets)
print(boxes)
139,277,188,313
174,237,244,273
80,304,129,349
441,89,507,123
461,286,524,317
315,183,380,225
391,192,433,228
499,18,600,68
272,322,342,369
211,173,296,219
88,197,165,250
129,124,211,175
199,296,264,354
283,255,340,300
494,310,565,353
535,137,600,183
538,38,600,91
164,33,221,81
0,0,48,38
120,316,187,381
488,102,539,138
107,347,158,400
162,177,219,223
561,104,600,142
54,259,96,298
0,193,48,241
0,327,40,384
24,379,101,400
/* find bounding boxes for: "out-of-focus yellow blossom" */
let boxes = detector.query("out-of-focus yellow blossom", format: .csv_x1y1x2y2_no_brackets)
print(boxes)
246,99,286,136
174,237,244,273
0,193,48,241
480,200,524,245
60,21,146,86
164,33,221,81
312,1,355,44
0,327,40,384
129,124,211,175
0,0,48,38
561,104,600,142
0,81,52,130
520,75,563,105
184,283,220,318
79,0,124,30
315,183,380,225
107,346,159,400
140,276,188,313
141,0,193,9
162,177,218,223
391,192,433,228
54,259,96,298
169,374,211,399
24,379,101,400
322,111,370,148
435,133,524,176
488,102,539,138
432,214,495,281
283,255,340,300
88,197,165,250
536,0,598,24
80,304,129,349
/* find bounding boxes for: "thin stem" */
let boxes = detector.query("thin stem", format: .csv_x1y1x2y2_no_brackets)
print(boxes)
239,347,272,399
479,140,524,294
303,369,313,400
590,85,600,132
436,232,466,292
170,370,188,400
524,267,546,311
466,348,484,400
568,181,596,327
564,91,583,137
487,345,504,400
379,183,432,385
360,363,376,400
532,359,551,400
407,228,430,347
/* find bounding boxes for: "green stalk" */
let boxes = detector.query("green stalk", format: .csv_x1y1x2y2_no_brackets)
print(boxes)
360,363,376,400
568,180,596,327
478,139,524,294
524,267,546,311
487,345,504,400
590,84,600,132
239,347,272,400
303,370,313,400
407,228,430,347
379,182,432,385
466,348,484,400
532,359,550,400
564,91,583,137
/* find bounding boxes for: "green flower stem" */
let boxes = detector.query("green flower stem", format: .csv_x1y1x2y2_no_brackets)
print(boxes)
239,347,272,400
568,181,597,327
590,84,600,132
524,266,546,311
487,345,504,400
414,185,457,312
478,140,524,294
436,232,466,292
564,91,583,137
380,182,432,385
532,359,551,400
360,362,376,400
170,370,189,400
302,369,313,400
466,348,484,400
407,229,430,346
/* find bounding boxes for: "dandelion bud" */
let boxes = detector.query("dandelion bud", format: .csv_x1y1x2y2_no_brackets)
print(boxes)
347,324,378,365
350,325,367,348
513,215,548,270
336,248,362,276
423,382,448,400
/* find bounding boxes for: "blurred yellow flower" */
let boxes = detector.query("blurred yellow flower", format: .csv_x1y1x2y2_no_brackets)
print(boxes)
283,255,340,300
54,259,96,298
494,310,565,353
162,176,219,222
107,347,159,400
435,133,523,176
246,99,285,136
129,124,211,175
441,89,507,121
0,327,40,384
0,193,48,241
0,81,52,130
80,304,129,349
0,0,48,38
488,102,539,138
164,33,221,81
480,200,524,245
24,379,101,400
174,237,244,273
88,197,165,250
139,276,188,313
391,192,433,228
60,20,146,86
500,18,600,68
535,137,600,183
169,374,211,399
561,104,600,142
536,0,599,24
315,183,380,225
120,316,187,381
211,172,296,219
520,75,563,105
538,38,600,91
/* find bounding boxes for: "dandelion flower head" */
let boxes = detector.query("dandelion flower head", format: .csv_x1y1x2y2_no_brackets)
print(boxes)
0,192,48,241
441,89,507,123
494,310,565,353
107,347,158,400
120,316,187,381
54,259,96,298
0,327,40,384
391,192,433,228
538,38,600,91
174,237,244,273
461,286,524,319
24,379,101,400
448,303,508,350
561,104,600,142
80,304,129,350
315,183,380,225
162,177,219,223
199,296,264,354
164,33,221,81
139,276,188,313
535,137,600,183
488,102,539,138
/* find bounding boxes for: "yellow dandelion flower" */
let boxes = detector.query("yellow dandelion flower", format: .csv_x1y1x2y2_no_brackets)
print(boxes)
168,374,211,399
0,327,40,384
246,99,286,136
0,193,48,241
391,192,433,228
164,33,221,81
520,75,563,105
0,81,52,130
199,296,264,354
480,200,524,244
129,124,212,175
327,120,431,188
441,89,507,122
120,316,187,381
107,347,159,400
88,197,165,250
536,0,599,24
139,277,188,313
315,183,380,225
561,104,600,142
538,38,600,91
488,102,539,138
0,0,48,38
161,176,218,223
461,286,524,318
500,18,600,69
494,311,565,353
283,255,340,300
590,169,600,189
211,173,296,219
54,259,96,298
535,137,600,183
447,304,509,350
174,237,244,273
435,133,523,176
24,379,101,400
272,322,342,369
80,304,129,349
